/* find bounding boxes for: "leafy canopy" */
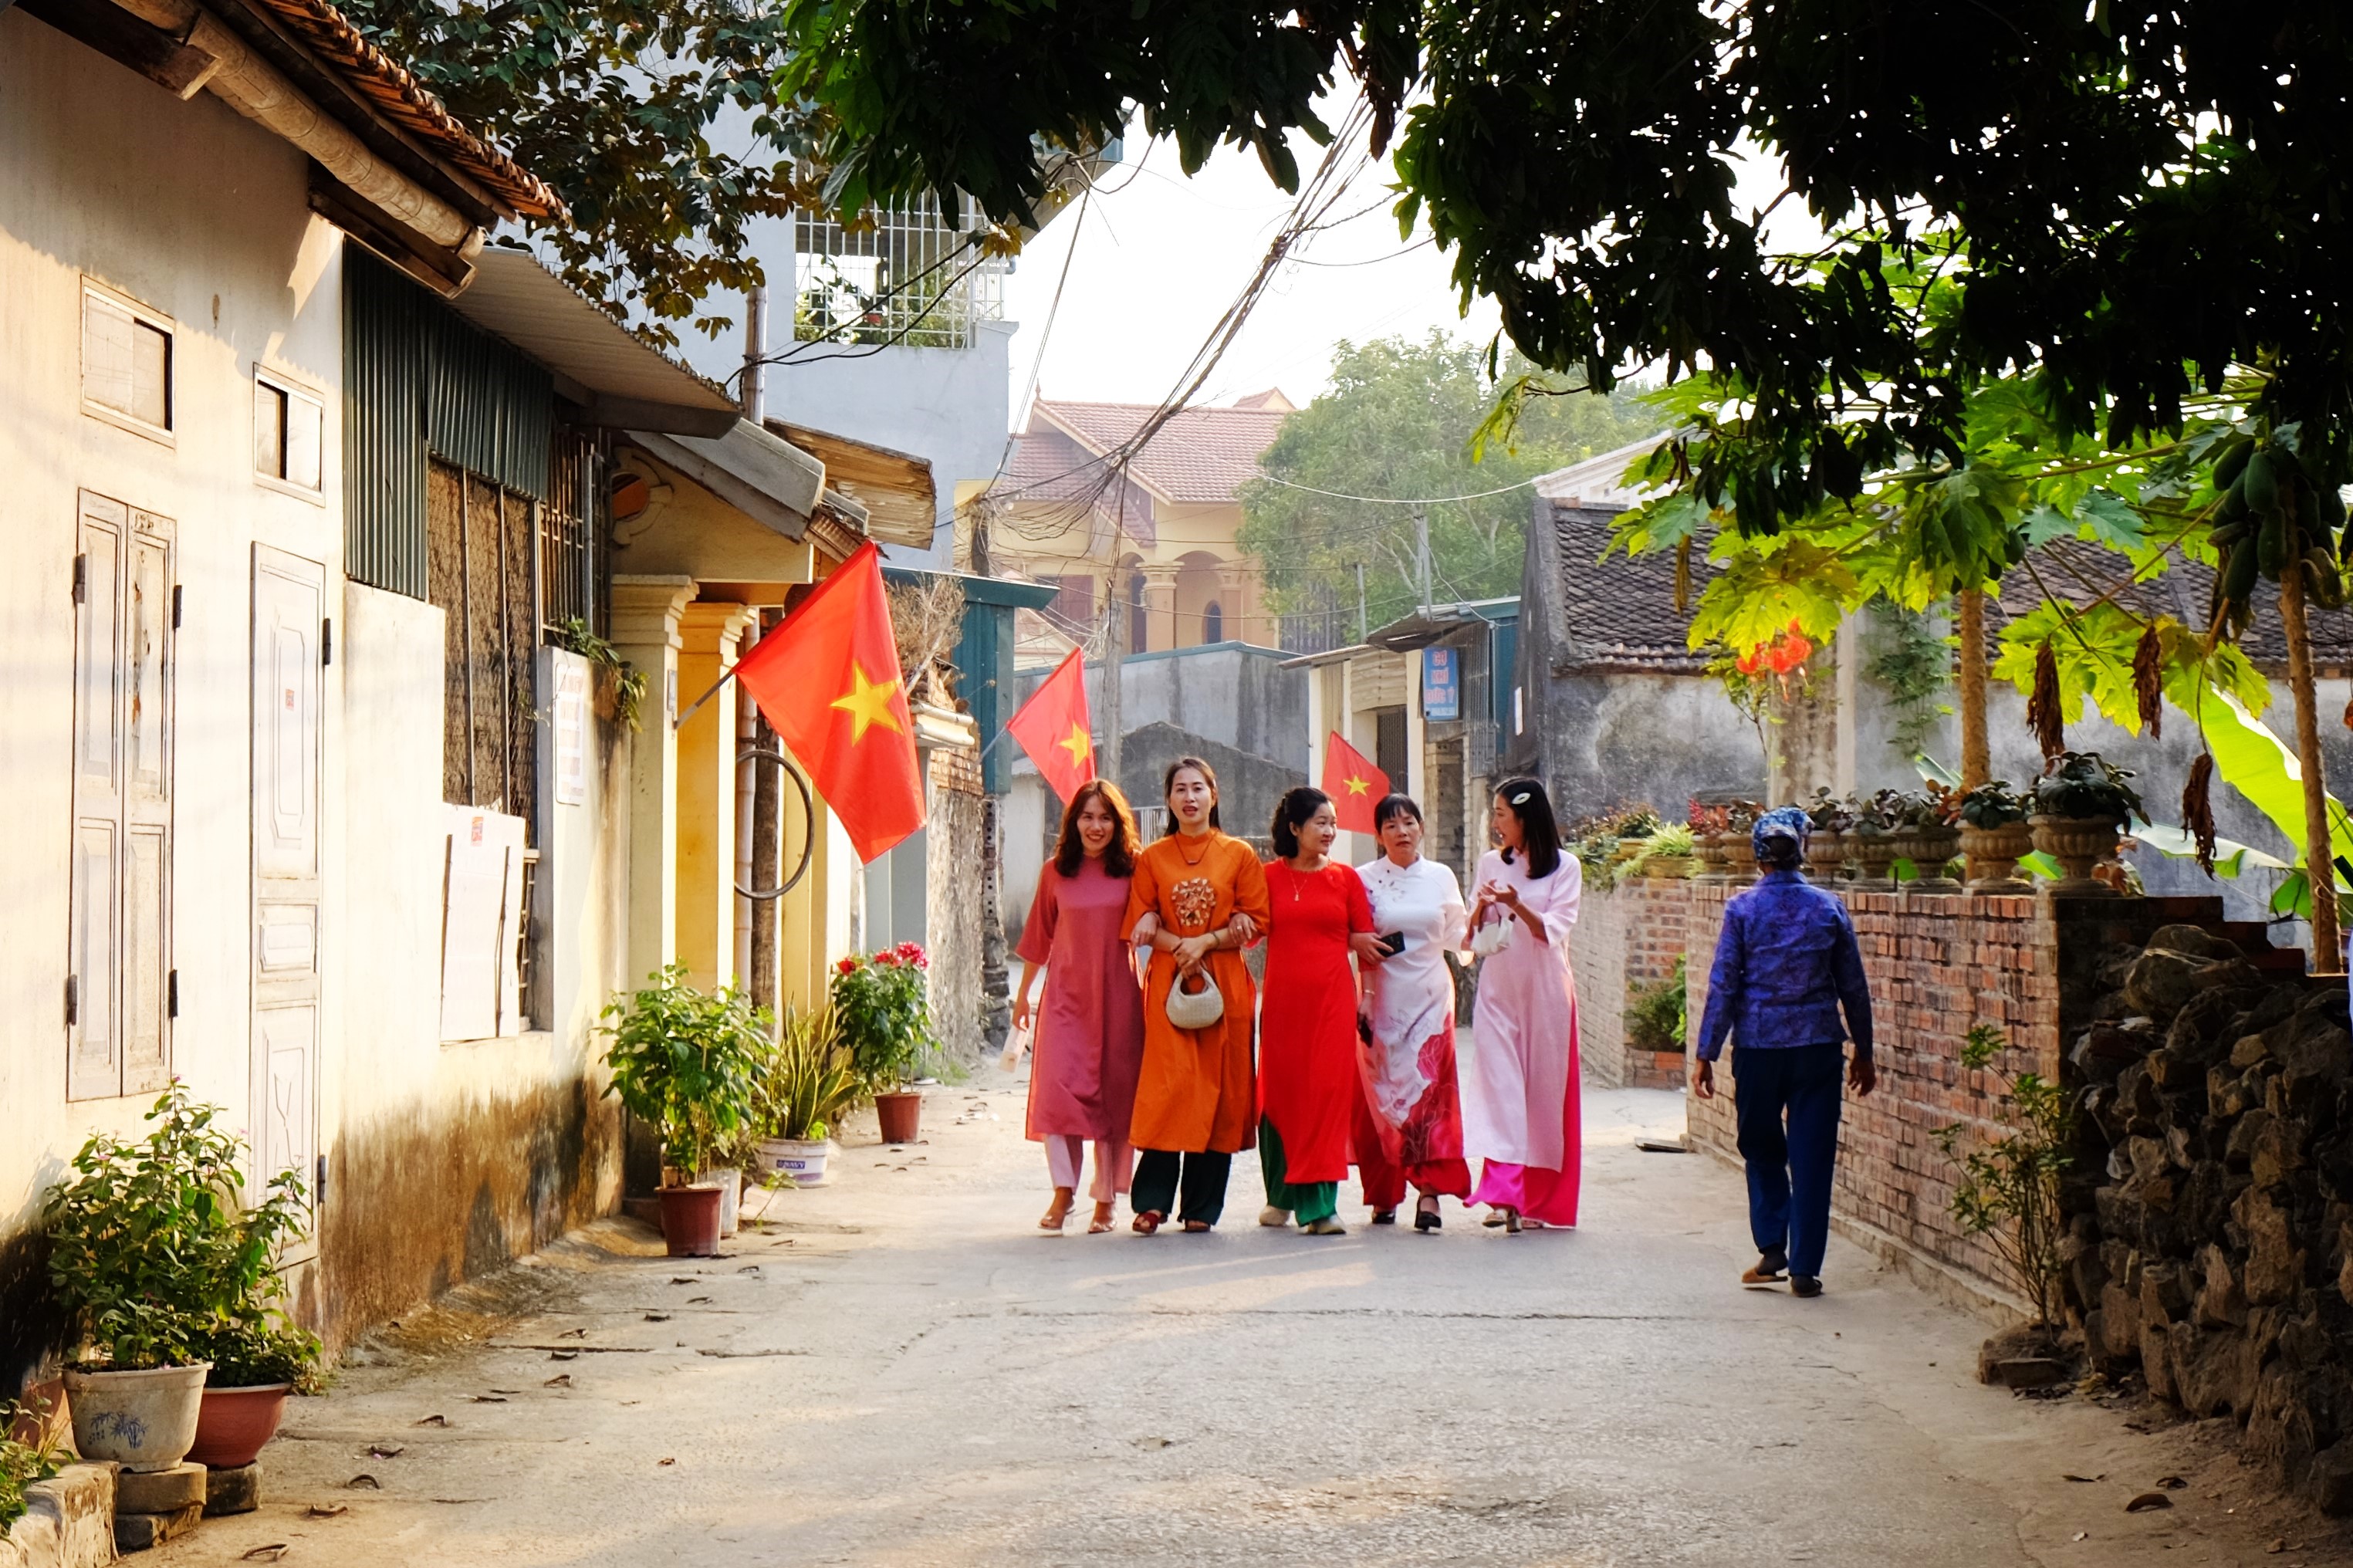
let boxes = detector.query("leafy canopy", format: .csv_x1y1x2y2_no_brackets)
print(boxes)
1237,333,1658,629
779,1,2353,517
345,0,816,347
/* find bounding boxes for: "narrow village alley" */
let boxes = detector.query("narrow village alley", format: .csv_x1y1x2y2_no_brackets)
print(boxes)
145,1079,2350,1568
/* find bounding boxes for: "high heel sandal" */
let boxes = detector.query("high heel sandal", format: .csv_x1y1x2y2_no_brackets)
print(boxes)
1132,1210,1164,1235
1503,1207,1523,1235
1088,1203,1116,1234
1040,1191,1074,1232
1413,1195,1442,1233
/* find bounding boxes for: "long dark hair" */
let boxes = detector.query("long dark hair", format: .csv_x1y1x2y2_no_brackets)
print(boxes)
1161,755,1222,835
1269,786,1332,860
1053,779,1141,879
1495,777,1564,879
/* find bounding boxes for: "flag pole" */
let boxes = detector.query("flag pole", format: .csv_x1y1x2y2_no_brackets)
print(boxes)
673,661,741,731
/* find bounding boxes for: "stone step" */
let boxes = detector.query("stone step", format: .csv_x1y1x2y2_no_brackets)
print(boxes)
113,1502,201,1553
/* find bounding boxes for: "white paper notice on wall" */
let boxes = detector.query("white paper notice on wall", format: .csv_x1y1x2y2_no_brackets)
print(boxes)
554,659,588,806
440,805,528,1040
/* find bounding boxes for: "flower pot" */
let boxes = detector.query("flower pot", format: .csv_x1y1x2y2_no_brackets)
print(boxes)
1611,840,1645,864
187,1384,291,1469
1962,819,2034,890
1804,829,1846,884
1692,832,1730,883
695,1167,742,1237
1640,855,1695,880
2030,813,2124,896
657,1183,725,1257
875,1089,923,1145
753,1137,834,1188
1722,834,1758,884
1903,825,1964,891
1851,827,1898,889
63,1363,211,1472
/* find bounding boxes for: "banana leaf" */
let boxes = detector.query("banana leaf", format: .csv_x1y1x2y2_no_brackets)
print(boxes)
2130,819,2293,880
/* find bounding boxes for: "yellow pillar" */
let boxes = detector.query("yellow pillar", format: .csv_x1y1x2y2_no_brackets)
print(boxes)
675,601,756,993
610,576,696,992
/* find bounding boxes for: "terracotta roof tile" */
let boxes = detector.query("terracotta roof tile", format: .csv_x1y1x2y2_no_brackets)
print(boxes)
1019,397,1289,505
245,0,564,220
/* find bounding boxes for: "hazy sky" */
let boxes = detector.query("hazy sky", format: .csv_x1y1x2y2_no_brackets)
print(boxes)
999,127,1504,418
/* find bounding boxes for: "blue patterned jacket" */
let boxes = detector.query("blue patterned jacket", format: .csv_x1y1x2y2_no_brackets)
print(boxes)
1695,870,1874,1062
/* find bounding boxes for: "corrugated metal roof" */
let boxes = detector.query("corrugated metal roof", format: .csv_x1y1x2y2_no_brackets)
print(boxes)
445,251,739,435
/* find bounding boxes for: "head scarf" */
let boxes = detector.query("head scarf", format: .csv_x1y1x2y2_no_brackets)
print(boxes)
1752,805,1810,863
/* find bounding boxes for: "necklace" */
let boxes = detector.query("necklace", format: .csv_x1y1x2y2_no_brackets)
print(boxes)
1174,830,1215,867
1286,857,1327,897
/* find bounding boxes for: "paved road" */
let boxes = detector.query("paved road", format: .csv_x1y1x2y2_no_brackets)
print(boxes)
156,1079,2348,1567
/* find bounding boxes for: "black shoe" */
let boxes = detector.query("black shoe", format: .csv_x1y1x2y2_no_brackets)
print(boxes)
1790,1276,1824,1299
1413,1197,1442,1233
1741,1252,1787,1286
1371,1209,1398,1225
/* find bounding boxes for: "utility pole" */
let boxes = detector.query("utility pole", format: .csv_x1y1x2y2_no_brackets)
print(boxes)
735,284,768,1000
1414,509,1433,613
1354,561,1367,642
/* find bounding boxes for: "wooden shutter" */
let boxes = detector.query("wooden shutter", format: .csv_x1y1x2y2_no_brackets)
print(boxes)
122,511,175,1093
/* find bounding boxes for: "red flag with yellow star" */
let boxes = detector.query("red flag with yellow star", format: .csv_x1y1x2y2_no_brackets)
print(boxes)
1004,648,1094,804
1320,731,1391,834
731,542,925,863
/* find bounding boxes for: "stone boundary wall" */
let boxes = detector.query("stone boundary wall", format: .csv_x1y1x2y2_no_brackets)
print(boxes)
1574,875,1692,1090
1682,882,2225,1306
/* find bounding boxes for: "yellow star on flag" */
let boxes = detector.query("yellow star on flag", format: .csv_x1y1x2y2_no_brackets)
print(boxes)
830,661,904,743
1344,772,1371,796
1056,721,1093,768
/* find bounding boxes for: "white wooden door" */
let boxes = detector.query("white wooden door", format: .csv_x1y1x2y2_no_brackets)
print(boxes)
252,547,323,1229
69,492,174,1100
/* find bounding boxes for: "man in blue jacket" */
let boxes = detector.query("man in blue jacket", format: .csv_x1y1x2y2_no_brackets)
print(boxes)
1692,806,1876,1298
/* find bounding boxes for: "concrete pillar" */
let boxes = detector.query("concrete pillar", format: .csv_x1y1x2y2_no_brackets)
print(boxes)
1142,566,1178,653
610,576,696,990
675,601,756,992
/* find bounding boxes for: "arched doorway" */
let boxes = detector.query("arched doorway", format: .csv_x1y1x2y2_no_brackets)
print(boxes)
1202,602,1223,644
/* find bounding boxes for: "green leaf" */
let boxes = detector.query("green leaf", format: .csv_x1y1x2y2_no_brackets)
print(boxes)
2017,850,2064,881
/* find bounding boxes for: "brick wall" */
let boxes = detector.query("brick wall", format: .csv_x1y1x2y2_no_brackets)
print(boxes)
1574,874,1693,1090
1682,883,2227,1304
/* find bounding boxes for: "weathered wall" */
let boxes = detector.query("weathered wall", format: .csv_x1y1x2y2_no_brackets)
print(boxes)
1532,670,1767,823
1574,876,1692,1090
325,588,629,1350
0,17,345,1390
924,747,990,1066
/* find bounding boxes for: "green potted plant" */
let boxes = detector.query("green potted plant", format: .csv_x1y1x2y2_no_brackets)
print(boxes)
1720,801,1763,883
833,942,938,1144
186,1316,323,1471
43,1087,312,1472
1802,789,1854,883
1629,822,1698,880
748,1003,861,1188
1883,788,1963,890
1848,789,1906,888
1955,779,2034,890
2030,752,2144,895
600,966,766,1255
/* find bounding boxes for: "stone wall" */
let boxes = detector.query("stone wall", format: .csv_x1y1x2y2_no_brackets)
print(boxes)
925,746,989,1067
1574,875,1693,1090
1682,883,2226,1308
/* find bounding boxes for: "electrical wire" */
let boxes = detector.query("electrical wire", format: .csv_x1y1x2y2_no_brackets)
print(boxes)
1249,471,1543,505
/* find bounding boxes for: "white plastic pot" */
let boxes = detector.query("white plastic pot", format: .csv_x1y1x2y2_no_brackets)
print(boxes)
695,1167,742,1236
753,1137,833,1188
63,1363,211,1472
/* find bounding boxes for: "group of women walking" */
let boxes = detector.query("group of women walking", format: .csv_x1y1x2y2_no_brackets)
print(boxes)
1012,755,1582,1238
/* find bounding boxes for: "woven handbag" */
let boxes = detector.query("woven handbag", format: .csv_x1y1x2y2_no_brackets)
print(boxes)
1165,968,1226,1030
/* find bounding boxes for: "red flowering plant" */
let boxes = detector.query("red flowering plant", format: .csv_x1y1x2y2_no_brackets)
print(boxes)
830,944,938,1094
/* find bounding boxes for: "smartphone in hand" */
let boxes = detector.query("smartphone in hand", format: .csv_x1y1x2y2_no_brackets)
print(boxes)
1377,931,1407,956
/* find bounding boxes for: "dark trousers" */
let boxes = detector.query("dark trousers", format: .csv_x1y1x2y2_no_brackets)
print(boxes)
1732,1043,1845,1279
1131,1149,1232,1225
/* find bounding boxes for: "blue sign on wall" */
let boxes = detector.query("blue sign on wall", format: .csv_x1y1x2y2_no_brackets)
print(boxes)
1422,646,1461,721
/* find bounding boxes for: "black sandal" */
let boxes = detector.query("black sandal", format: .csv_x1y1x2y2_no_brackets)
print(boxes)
1413,1195,1442,1232
1371,1209,1398,1225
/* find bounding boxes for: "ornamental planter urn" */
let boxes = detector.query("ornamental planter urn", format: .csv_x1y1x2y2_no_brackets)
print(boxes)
2029,814,2125,896
1904,824,1965,892
1804,829,1847,885
1961,820,2034,891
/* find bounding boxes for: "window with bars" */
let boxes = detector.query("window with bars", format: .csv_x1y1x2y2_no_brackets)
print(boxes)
541,429,601,637
428,460,540,840
794,191,1006,350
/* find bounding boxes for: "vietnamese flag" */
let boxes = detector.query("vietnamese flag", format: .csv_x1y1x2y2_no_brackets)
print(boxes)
1320,731,1390,834
1005,648,1095,804
732,542,925,863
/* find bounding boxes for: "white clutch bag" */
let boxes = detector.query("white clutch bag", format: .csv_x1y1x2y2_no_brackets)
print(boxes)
1469,915,1516,958
1165,969,1226,1030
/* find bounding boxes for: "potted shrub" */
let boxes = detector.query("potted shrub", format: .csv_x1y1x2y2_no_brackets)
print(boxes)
748,1004,860,1188
186,1319,323,1470
1631,823,1697,880
1883,788,1963,890
834,942,938,1144
1803,789,1854,883
2030,752,2143,895
1848,789,1905,888
42,1087,305,1472
1720,802,1763,883
1687,803,1732,883
600,965,766,1256
1956,780,2034,890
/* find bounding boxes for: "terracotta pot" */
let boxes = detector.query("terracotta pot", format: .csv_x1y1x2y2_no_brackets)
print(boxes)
187,1384,291,1469
875,1089,923,1146
1722,834,1759,884
63,1363,211,1472
657,1183,725,1257
1805,829,1847,884
1850,827,1898,889
2030,813,2124,896
1961,819,2035,890
1904,825,1964,890
1692,833,1730,883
